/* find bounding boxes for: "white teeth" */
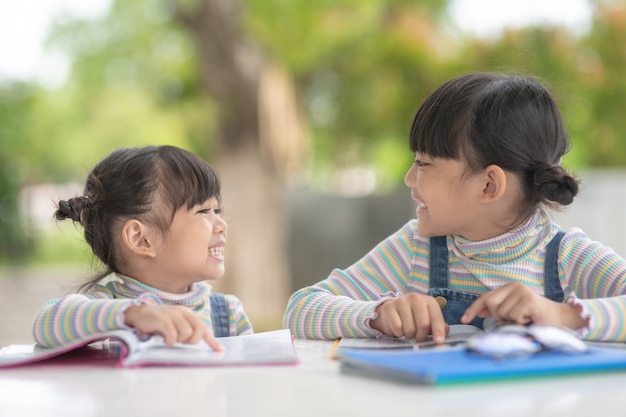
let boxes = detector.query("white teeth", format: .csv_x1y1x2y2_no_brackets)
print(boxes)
208,246,224,256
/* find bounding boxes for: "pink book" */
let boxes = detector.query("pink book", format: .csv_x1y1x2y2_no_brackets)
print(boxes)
0,329,298,368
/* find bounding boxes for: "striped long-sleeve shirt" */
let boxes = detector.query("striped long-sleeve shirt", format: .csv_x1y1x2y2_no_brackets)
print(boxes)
283,208,626,342
33,273,253,347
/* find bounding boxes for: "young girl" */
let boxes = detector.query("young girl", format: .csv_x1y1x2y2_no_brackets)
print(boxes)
283,72,626,345
33,145,253,349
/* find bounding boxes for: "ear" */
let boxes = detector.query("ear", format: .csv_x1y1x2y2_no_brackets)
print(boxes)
121,219,157,258
478,164,507,203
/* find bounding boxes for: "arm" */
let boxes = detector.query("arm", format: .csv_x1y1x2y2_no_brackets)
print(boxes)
559,229,626,341
462,229,626,341
283,221,418,339
32,293,141,348
34,289,224,349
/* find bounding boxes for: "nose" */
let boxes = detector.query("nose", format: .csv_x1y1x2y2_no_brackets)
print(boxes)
404,163,416,188
216,216,228,234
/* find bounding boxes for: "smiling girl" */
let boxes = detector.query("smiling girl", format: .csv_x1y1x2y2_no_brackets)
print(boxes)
283,72,626,344
33,146,253,349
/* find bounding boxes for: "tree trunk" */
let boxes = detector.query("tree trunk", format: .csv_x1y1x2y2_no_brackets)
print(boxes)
175,0,307,330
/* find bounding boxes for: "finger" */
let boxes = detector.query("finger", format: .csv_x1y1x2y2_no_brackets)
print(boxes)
202,328,224,352
461,297,485,324
490,291,523,323
185,320,206,345
382,305,405,338
157,318,178,347
171,314,195,343
413,302,434,342
500,292,537,324
427,303,447,345
462,293,499,323
397,302,417,339
479,285,528,323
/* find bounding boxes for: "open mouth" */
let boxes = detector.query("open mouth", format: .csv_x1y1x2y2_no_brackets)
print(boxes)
208,246,224,257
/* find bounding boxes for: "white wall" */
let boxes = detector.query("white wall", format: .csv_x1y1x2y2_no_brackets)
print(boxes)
288,170,626,290
552,169,626,256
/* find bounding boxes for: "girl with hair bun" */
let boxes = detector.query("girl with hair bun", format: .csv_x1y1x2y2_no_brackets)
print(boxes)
34,145,253,349
284,72,626,345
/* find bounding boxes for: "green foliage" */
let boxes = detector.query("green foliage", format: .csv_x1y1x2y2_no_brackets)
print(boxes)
21,0,216,183
3,0,626,189
242,0,626,183
0,83,35,261
20,224,91,266
245,1,456,184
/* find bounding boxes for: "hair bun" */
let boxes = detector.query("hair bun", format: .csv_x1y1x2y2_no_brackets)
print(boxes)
55,196,91,222
532,164,579,206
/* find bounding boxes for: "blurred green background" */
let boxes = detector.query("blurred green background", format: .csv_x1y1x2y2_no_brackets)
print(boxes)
1,0,625,331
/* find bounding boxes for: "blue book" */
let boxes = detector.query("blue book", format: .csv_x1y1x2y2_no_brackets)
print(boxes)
339,346,626,385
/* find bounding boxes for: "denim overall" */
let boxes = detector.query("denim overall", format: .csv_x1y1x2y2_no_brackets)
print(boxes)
209,293,230,337
427,231,565,329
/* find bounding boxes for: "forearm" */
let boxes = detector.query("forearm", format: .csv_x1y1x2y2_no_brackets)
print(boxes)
284,223,416,339
32,294,136,347
283,286,383,339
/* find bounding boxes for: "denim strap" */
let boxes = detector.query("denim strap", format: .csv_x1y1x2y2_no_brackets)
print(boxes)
428,232,565,301
429,236,450,288
209,293,230,337
543,231,565,302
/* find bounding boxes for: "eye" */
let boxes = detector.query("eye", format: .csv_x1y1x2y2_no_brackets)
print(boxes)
414,159,429,168
197,207,222,215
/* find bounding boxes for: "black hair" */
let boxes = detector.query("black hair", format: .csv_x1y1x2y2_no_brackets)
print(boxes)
409,72,579,223
55,145,221,291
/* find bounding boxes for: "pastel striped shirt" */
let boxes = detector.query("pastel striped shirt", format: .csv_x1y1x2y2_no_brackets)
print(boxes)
283,208,626,342
33,273,253,348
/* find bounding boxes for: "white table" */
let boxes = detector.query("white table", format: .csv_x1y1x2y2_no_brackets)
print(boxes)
0,339,624,417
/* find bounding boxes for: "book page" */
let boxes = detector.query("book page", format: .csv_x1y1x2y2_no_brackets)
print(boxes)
123,329,298,367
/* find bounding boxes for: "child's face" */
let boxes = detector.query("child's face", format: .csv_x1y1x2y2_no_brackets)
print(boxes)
151,198,227,292
404,153,487,240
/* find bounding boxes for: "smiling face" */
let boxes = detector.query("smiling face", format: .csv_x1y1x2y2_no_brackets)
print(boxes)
149,198,227,293
404,153,487,239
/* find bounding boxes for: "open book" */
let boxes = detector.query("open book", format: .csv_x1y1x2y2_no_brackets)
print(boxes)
338,324,482,351
0,329,298,368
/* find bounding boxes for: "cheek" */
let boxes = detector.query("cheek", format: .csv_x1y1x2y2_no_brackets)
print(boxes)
414,172,429,192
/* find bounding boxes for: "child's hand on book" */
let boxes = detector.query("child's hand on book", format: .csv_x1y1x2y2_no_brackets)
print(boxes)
370,294,449,344
124,304,224,351
461,282,588,331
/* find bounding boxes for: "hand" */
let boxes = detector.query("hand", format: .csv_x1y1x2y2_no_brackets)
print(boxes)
124,304,224,351
461,282,588,330
369,294,448,344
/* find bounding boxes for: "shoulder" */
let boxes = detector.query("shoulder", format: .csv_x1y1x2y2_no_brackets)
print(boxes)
389,219,428,248
220,293,254,335
209,292,247,315
222,293,246,312
557,226,622,259
85,273,126,299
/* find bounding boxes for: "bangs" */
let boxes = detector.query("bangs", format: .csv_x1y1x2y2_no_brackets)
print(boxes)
409,97,468,159
409,73,499,162
156,147,221,213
